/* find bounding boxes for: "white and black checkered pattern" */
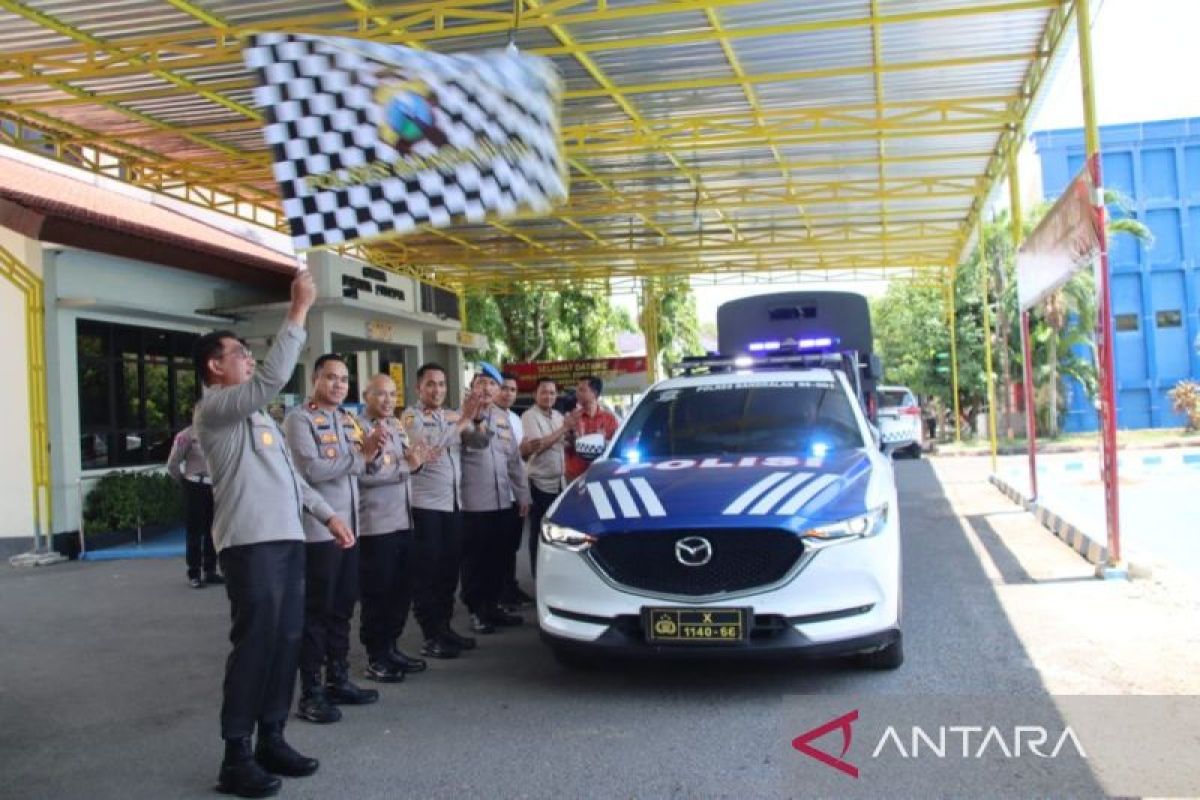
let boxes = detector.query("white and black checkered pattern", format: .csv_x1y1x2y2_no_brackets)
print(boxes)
244,33,567,249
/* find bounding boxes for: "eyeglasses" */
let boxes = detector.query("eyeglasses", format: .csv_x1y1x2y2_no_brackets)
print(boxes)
221,345,254,361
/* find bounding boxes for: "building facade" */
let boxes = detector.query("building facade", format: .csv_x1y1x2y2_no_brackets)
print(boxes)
0,150,478,554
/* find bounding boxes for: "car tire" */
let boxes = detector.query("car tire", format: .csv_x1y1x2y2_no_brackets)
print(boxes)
857,635,903,670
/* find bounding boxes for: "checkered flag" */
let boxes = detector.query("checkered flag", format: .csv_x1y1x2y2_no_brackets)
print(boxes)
244,33,567,250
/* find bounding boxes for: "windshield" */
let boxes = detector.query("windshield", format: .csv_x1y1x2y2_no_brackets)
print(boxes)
878,389,914,408
613,380,864,459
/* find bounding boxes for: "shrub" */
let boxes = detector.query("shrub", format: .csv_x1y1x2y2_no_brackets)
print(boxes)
1167,380,1200,432
84,471,184,535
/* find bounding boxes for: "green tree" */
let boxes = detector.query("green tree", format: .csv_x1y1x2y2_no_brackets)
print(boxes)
655,277,703,367
873,264,988,434
464,284,637,365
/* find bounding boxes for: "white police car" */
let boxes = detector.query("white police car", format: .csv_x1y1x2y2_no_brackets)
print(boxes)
537,355,902,669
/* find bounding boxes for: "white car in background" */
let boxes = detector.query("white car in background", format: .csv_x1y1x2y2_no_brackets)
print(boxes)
876,385,923,458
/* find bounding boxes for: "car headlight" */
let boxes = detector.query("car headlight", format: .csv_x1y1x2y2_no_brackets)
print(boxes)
541,521,597,552
801,505,889,547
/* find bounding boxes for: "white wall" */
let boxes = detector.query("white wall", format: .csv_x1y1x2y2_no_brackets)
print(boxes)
0,281,34,540
0,228,43,542
46,248,274,534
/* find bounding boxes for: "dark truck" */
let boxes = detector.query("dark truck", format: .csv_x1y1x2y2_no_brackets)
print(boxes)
713,291,883,420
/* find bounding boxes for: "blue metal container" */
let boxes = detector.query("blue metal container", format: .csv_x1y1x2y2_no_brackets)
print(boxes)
1033,117,1200,431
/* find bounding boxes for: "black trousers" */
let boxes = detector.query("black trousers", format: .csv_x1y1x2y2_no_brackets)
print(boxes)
300,539,360,677
500,503,525,590
410,508,463,640
218,540,305,740
527,485,560,578
358,530,414,660
183,481,217,579
461,508,510,615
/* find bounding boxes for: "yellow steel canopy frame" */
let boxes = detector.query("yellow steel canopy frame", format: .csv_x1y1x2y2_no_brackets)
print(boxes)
0,0,1082,294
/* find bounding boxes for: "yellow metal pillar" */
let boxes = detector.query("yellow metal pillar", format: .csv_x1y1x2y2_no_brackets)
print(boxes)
978,218,999,470
1008,158,1023,245
456,289,468,329
640,279,661,384
0,244,51,551
947,272,962,443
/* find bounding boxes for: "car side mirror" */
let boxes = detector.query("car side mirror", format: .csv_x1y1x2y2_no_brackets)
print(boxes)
868,354,884,381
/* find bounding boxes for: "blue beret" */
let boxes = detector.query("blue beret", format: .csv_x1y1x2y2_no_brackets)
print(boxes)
477,361,503,384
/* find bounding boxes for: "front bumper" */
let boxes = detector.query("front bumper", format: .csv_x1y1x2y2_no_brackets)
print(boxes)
536,520,901,660
540,615,900,660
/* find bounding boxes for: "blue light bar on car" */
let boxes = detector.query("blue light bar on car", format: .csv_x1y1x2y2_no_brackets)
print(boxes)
748,336,838,353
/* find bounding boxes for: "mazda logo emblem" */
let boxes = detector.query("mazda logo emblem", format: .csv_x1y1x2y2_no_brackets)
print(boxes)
675,536,713,567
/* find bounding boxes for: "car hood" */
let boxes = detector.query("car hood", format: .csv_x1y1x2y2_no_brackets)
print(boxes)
548,450,877,536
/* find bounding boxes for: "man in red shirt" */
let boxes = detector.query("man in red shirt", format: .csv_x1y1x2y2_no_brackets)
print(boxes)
564,375,621,483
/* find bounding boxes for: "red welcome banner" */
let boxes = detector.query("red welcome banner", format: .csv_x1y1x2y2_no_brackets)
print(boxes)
1017,161,1104,311
503,356,650,394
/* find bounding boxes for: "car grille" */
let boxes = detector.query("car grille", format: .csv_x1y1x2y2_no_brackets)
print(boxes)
587,529,805,596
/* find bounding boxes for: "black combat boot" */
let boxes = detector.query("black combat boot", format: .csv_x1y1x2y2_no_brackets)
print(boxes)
442,624,477,650
388,645,428,674
325,659,380,705
420,636,460,659
255,722,319,778
363,654,405,683
295,670,342,724
216,737,281,798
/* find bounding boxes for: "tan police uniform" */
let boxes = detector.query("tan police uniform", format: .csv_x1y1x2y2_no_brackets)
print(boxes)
400,403,466,642
356,413,419,663
459,405,530,617
283,402,366,691
192,320,334,743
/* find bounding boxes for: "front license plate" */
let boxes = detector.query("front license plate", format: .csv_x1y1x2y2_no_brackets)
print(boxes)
642,607,750,644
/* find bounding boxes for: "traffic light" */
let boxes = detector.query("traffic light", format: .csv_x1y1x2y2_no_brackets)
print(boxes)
934,351,951,375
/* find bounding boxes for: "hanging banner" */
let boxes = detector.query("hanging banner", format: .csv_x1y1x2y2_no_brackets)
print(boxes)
504,357,650,395
244,33,567,250
1016,161,1103,311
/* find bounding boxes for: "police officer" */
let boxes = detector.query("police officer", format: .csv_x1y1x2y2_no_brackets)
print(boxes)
284,354,384,725
459,363,531,634
165,424,221,588
193,269,354,798
357,373,430,681
402,362,482,659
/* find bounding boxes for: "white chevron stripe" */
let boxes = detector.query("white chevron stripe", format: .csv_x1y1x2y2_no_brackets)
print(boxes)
629,477,666,517
608,479,641,518
722,472,790,515
747,472,813,515
775,474,839,516
585,482,615,520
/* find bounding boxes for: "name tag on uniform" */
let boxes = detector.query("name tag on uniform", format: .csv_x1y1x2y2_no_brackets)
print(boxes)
320,433,338,444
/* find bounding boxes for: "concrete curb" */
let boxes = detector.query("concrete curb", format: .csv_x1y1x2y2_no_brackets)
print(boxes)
934,437,1200,458
987,474,1109,566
